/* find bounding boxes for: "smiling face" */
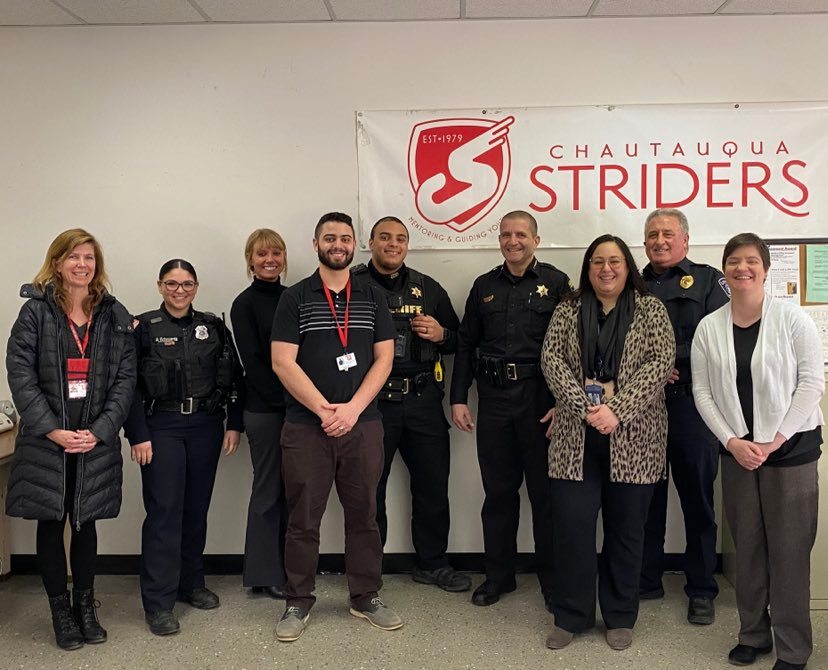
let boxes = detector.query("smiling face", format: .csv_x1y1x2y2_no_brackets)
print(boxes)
251,244,285,281
499,215,539,271
723,244,768,297
644,214,689,272
369,220,409,273
314,221,355,271
158,267,198,316
588,241,629,304
56,242,97,292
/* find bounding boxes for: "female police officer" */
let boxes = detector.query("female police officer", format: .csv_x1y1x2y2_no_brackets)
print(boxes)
124,259,243,636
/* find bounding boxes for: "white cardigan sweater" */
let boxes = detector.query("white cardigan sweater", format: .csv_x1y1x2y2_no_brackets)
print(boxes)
691,294,824,446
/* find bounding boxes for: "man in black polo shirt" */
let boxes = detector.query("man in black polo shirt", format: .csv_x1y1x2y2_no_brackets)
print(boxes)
271,212,399,642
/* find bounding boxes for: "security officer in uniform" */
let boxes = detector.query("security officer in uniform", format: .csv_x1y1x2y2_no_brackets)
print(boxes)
125,259,244,636
352,216,469,592
450,210,570,607
639,209,730,625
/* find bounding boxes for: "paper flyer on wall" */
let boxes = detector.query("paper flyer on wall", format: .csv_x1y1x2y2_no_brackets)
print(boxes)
767,245,800,301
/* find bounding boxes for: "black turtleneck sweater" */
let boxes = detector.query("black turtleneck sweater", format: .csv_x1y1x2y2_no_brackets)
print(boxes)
230,277,287,413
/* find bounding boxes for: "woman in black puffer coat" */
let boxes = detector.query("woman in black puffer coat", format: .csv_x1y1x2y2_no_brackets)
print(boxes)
5,228,136,651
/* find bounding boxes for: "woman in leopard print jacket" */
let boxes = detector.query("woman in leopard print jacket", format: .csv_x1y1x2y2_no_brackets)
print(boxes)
540,234,674,653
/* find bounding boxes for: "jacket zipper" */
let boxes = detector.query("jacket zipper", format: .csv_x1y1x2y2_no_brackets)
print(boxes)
74,303,104,530
55,307,68,522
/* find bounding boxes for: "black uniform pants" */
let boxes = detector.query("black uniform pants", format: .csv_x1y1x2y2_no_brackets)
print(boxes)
139,410,224,614
548,427,654,633
242,410,287,588
641,393,720,598
475,376,554,595
376,381,451,570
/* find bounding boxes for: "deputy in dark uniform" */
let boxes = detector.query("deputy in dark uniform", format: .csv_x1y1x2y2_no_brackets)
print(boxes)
353,216,469,592
450,210,570,607
125,259,244,637
639,209,730,625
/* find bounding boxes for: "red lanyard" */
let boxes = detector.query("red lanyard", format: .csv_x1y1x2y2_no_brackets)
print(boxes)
67,316,92,358
322,279,351,350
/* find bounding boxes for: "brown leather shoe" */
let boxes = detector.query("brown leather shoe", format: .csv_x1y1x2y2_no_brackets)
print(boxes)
606,628,633,650
545,625,574,649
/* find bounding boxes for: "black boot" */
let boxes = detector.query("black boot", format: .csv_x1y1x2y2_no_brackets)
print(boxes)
72,588,108,644
48,592,84,650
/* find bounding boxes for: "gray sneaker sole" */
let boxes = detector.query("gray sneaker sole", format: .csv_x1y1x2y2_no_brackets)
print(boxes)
349,608,404,631
276,614,309,642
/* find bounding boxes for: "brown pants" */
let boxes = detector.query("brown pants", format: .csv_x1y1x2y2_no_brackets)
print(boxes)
722,457,819,665
281,420,385,611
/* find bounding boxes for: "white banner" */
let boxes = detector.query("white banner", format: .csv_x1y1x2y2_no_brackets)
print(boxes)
356,103,828,249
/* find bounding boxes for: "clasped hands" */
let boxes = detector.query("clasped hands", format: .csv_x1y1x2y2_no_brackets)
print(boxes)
726,433,785,471
586,404,619,435
320,401,361,437
47,428,99,454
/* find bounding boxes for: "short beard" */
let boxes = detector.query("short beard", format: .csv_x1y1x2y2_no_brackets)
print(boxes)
318,248,354,270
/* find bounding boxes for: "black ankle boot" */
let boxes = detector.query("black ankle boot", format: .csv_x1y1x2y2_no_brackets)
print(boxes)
48,592,84,650
72,588,108,644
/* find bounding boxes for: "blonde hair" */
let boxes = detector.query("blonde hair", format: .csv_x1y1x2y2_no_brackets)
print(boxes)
244,228,288,279
33,228,110,315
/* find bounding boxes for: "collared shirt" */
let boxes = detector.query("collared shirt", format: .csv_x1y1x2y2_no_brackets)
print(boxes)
642,257,729,386
271,268,396,424
450,258,570,404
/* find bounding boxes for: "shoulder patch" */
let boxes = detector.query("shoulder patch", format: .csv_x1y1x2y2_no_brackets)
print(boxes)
718,277,731,298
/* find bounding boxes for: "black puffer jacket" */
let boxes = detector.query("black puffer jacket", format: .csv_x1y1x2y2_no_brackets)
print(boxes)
5,284,137,524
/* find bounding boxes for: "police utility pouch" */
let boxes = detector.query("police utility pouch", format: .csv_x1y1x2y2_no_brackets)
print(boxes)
141,357,171,398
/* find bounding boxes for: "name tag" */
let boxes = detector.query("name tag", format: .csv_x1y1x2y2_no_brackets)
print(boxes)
67,358,90,399
585,376,615,405
336,352,357,372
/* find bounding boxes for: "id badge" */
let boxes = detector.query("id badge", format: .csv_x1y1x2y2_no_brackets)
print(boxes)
67,357,90,399
336,352,357,372
585,382,604,406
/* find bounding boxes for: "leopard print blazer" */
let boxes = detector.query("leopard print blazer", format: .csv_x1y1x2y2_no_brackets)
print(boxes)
540,292,675,484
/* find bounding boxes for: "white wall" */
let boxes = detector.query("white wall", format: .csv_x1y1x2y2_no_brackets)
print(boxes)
2,15,827,556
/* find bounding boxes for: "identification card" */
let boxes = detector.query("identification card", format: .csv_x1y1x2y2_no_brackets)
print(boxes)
585,382,604,406
67,357,90,399
336,352,357,372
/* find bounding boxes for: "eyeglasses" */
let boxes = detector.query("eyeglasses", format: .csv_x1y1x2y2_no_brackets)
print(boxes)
589,257,624,269
160,280,198,292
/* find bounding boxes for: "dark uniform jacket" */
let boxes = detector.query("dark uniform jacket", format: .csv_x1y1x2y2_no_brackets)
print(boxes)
5,284,137,523
642,257,729,388
450,259,570,405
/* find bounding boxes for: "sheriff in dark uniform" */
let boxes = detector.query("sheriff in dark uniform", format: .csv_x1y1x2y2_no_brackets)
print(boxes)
639,208,730,625
352,216,468,592
450,210,570,607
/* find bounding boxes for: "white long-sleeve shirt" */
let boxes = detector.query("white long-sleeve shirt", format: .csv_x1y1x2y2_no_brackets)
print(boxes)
691,294,824,446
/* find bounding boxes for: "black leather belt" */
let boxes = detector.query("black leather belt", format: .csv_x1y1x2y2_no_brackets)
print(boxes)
478,356,541,387
380,372,433,402
151,397,210,414
665,384,693,400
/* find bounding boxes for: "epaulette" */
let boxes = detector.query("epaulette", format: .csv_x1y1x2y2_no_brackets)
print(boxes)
351,263,369,275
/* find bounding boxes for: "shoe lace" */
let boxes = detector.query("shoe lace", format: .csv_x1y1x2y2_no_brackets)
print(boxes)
284,606,303,618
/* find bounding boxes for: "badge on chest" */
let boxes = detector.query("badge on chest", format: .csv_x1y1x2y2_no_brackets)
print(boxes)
336,352,358,372
67,357,90,399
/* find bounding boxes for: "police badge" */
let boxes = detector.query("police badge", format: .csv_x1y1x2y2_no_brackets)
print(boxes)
195,325,209,340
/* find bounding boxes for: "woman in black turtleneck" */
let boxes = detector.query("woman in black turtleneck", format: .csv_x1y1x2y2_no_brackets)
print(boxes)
230,229,289,599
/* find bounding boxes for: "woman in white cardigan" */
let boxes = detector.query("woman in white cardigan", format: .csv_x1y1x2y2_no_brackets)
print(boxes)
691,233,823,670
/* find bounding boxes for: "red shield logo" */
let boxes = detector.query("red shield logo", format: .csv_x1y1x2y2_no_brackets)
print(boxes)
408,116,514,232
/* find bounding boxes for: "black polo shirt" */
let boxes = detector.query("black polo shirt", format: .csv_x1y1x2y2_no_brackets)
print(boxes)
642,257,730,386
271,269,396,424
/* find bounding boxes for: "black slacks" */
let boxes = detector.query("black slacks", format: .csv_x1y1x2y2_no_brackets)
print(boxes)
641,393,719,598
476,376,555,596
549,427,654,633
139,410,224,614
242,410,287,588
376,382,451,570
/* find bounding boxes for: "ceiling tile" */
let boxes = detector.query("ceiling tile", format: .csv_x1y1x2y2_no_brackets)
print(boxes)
720,0,828,14
195,0,331,22
593,0,724,16
56,0,205,24
0,0,81,24
466,0,593,18
329,0,460,21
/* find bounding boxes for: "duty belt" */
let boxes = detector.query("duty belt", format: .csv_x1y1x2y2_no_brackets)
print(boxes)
380,371,433,402
150,397,211,414
478,356,542,387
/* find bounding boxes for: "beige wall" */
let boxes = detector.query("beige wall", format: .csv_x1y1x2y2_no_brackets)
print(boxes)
0,16,826,563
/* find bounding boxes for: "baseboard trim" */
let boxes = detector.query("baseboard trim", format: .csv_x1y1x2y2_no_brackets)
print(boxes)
9,552,721,576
